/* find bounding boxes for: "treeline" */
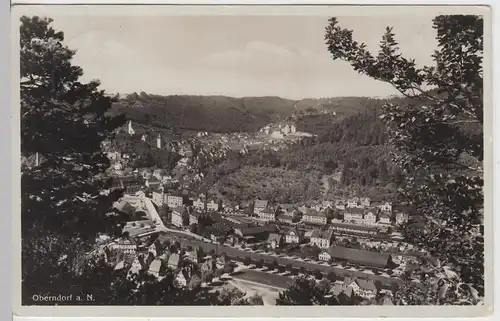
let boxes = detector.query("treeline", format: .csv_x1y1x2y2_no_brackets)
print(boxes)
109,93,296,133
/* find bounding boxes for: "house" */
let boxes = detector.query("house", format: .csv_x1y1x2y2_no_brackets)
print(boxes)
377,211,392,225
395,212,409,225
167,253,181,269
322,246,393,268
192,198,205,212
113,200,135,216
267,233,284,249
145,178,162,190
189,211,203,226
342,277,379,299
363,208,378,225
200,258,215,273
184,248,199,263
166,193,187,208
152,190,164,206
310,229,335,249
335,200,346,210
207,199,222,212
216,254,227,269
174,270,188,288
302,209,328,225
254,199,269,215
379,202,393,212
234,225,278,240
360,197,371,207
276,214,293,224
148,259,162,277
107,238,137,255
152,169,163,180
346,197,360,208
171,206,188,227
259,207,277,221
343,208,364,224
319,250,333,262
285,228,304,244
278,204,296,216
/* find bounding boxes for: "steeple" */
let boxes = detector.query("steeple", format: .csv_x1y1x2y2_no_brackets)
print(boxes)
156,134,161,149
127,120,135,135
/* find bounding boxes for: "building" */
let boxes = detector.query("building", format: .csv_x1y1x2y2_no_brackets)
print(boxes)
107,239,137,254
322,246,393,268
148,259,162,277
378,211,392,225
360,197,371,207
152,191,164,206
346,197,360,208
343,208,364,224
276,214,293,224
310,229,335,249
330,222,378,237
234,225,278,240
167,253,181,269
127,120,135,135
282,124,291,135
156,134,162,149
302,209,328,225
395,212,409,225
341,277,379,299
192,198,205,212
363,208,378,225
166,193,186,208
379,202,393,212
267,233,283,249
171,206,188,227
290,124,296,134
270,131,284,139
278,204,296,216
189,211,203,226
259,207,277,221
174,270,188,288
285,228,304,244
319,250,333,262
207,199,222,212
254,199,269,216
145,178,161,190
335,200,346,210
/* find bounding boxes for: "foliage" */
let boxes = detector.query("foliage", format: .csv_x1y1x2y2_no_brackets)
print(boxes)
20,15,128,303
276,276,339,305
325,15,484,305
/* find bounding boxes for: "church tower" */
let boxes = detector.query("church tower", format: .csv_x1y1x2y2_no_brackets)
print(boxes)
156,134,162,149
127,120,135,135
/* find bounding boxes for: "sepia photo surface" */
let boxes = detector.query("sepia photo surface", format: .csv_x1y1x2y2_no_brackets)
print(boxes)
12,4,492,318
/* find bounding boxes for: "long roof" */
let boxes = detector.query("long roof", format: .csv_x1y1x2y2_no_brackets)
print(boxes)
255,200,269,208
330,222,378,232
311,229,334,240
326,246,391,268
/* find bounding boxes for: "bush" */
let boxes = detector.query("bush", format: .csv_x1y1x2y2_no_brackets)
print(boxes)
243,257,252,266
313,269,323,280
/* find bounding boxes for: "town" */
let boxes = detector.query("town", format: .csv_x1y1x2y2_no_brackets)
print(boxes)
88,120,428,305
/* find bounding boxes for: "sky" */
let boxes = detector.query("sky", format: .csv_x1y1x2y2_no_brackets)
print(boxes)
17,8,440,99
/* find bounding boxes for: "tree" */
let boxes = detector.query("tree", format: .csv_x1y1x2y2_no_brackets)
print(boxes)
201,271,213,284
326,271,337,282
20,15,128,304
313,269,323,280
276,276,339,305
189,223,198,234
325,15,484,305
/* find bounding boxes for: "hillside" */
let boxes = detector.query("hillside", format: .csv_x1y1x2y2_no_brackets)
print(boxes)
108,93,387,134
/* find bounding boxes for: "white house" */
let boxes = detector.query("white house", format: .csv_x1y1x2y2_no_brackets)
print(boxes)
174,271,188,288
379,202,393,212
310,229,335,249
363,209,378,225
285,229,303,244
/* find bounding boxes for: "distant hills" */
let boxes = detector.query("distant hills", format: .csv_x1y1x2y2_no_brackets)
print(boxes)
108,93,389,134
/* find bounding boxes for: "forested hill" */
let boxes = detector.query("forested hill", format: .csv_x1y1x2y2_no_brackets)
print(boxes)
108,93,389,133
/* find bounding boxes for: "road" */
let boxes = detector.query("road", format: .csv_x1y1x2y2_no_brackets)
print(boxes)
158,231,402,287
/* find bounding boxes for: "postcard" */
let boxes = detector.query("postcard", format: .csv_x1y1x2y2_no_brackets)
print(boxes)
11,4,492,318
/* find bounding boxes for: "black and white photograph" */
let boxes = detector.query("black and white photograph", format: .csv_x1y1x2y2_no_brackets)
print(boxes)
13,4,491,316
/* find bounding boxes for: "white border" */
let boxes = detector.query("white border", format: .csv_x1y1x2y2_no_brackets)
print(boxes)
7,1,498,320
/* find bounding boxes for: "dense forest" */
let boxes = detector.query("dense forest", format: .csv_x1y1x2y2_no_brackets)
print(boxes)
108,93,389,134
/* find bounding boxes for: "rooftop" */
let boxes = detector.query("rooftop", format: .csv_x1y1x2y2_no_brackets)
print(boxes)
325,246,391,268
